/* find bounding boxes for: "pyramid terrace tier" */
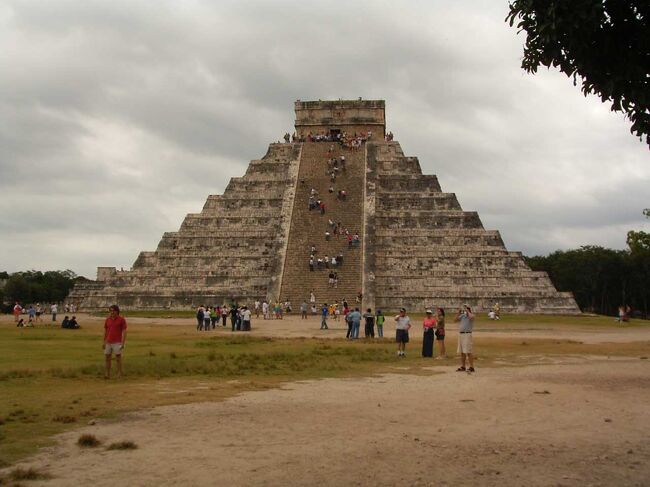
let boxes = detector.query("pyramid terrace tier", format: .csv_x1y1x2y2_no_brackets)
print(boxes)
375,273,556,288
374,294,579,315
377,175,442,193
377,193,462,211
374,211,484,229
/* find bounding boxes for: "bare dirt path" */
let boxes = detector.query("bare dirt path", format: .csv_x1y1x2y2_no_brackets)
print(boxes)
10,359,650,487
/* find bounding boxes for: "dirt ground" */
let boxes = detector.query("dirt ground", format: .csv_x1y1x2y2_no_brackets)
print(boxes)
5,316,650,486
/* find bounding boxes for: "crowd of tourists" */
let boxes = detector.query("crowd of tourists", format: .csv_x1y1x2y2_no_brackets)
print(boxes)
284,128,394,145
303,144,361,290
195,304,253,332
303,301,474,372
285,130,373,150
12,301,79,327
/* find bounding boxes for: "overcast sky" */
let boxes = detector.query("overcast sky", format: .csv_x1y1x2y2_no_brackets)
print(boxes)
1,0,648,279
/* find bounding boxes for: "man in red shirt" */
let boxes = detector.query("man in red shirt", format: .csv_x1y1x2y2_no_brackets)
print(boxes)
103,304,127,379
13,302,23,323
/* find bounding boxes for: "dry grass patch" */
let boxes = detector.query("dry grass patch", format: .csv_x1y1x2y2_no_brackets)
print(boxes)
52,415,76,424
9,467,50,481
106,440,137,451
77,434,101,448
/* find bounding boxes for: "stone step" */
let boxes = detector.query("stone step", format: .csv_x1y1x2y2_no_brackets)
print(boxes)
279,142,364,304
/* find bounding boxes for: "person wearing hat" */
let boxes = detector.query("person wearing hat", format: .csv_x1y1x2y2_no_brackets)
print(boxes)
395,308,411,357
422,309,437,357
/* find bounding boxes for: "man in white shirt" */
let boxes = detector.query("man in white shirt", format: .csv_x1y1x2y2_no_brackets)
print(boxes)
241,306,252,331
394,308,412,357
455,305,475,372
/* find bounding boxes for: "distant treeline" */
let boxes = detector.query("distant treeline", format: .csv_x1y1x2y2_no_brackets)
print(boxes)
525,232,650,317
0,270,87,311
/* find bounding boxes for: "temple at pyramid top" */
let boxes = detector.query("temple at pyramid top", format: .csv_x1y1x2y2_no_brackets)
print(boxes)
67,99,580,314
294,99,386,139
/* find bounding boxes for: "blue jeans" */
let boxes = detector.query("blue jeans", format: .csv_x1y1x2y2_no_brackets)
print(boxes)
351,322,360,339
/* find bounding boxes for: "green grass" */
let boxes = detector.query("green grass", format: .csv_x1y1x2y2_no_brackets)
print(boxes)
90,310,196,319
0,324,400,464
0,314,648,467
408,312,650,328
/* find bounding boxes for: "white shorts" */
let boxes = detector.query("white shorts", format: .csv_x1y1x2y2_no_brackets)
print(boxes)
457,333,473,354
104,343,123,355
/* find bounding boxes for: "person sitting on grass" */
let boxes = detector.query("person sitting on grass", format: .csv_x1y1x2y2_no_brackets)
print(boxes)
68,316,80,329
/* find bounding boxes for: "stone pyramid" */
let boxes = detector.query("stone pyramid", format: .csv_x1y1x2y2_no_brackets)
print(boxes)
68,100,579,314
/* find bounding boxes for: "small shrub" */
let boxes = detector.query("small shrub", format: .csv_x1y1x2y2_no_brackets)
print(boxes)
53,415,77,424
169,352,177,359
77,434,101,448
107,440,137,451
10,467,50,481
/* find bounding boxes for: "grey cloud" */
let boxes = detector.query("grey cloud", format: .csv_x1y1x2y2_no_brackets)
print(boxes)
1,0,648,278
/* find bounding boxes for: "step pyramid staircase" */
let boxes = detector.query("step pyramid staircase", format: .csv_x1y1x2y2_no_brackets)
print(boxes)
68,99,579,314
278,142,365,308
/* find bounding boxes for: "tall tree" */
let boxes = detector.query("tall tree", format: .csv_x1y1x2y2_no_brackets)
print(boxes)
2,270,79,305
507,1,650,147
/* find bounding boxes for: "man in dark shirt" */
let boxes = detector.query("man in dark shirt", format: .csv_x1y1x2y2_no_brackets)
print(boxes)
363,308,375,338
